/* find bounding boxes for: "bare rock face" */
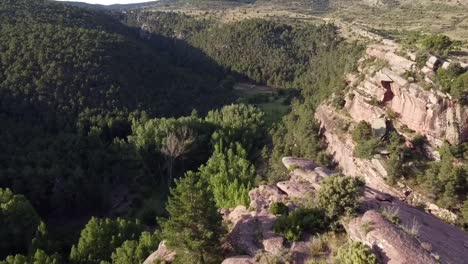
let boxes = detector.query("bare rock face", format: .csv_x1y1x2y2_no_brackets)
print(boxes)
281,156,333,190
143,240,176,264
276,181,315,199
227,212,262,256
352,44,468,146
362,0,400,7
315,104,458,221
315,104,397,195
290,240,313,264
282,157,318,171
221,256,255,264
249,185,287,214
222,159,336,263
346,210,437,264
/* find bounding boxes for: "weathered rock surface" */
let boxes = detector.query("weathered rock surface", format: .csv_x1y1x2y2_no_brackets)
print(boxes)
315,103,457,221
360,196,468,264
282,157,318,171
143,240,176,264
220,160,336,263
315,99,468,263
282,157,333,190
249,185,287,214
350,44,468,146
221,256,255,264
276,181,315,199
346,210,437,264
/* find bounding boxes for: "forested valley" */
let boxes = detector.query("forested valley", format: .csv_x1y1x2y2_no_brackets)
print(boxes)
0,0,362,263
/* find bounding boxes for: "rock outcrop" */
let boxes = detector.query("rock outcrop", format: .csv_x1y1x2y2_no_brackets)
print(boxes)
143,240,176,264
316,102,458,222
358,195,468,264
221,256,255,264
313,40,468,264
346,210,437,264
315,42,467,221
222,158,333,263
348,44,468,147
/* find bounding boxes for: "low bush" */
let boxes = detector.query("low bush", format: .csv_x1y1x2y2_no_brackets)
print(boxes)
336,241,378,264
269,202,289,216
422,34,454,57
352,121,381,159
354,139,380,159
273,208,327,241
317,175,365,220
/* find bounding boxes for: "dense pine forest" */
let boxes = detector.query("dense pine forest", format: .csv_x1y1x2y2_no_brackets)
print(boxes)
0,0,363,263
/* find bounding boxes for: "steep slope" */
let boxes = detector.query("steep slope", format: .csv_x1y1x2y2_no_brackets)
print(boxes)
315,39,468,221
0,0,230,120
0,0,231,220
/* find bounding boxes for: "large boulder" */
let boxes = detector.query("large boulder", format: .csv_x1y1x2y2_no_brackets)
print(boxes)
228,213,261,256
346,210,437,264
282,157,318,171
143,240,176,264
249,185,287,214
276,181,315,199
258,214,284,255
221,256,255,264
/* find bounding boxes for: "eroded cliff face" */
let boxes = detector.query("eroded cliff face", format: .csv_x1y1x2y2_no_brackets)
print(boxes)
314,42,468,222
346,43,468,147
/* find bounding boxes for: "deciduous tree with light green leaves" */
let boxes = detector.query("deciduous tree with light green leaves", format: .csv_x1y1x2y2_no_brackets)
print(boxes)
159,172,225,264
200,142,256,208
206,104,265,154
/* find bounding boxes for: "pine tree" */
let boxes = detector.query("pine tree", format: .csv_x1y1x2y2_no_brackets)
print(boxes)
69,217,143,264
111,231,159,264
159,172,225,264
0,188,41,258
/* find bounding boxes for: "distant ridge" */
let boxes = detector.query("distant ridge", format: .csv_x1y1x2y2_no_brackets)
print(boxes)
58,0,160,10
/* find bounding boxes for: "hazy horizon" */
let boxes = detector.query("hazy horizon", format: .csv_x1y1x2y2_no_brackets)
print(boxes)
56,0,156,5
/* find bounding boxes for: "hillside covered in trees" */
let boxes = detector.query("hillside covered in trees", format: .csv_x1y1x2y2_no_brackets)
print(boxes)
0,0,370,263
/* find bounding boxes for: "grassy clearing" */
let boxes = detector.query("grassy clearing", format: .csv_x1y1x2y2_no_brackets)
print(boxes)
234,83,293,125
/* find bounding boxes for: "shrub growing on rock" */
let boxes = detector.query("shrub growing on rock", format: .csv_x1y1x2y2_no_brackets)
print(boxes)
422,34,454,57
352,121,380,159
352,121,374,142
336,241,378,264
270,202,289,216
273,208,326,241
354,139,380,159
317,175,365,220
462,200,468,226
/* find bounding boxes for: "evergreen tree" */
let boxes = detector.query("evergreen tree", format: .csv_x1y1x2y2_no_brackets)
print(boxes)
0,250,61,264
159,172,225,264
0,188,41,258
110,231,160,264
69,218,143,264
